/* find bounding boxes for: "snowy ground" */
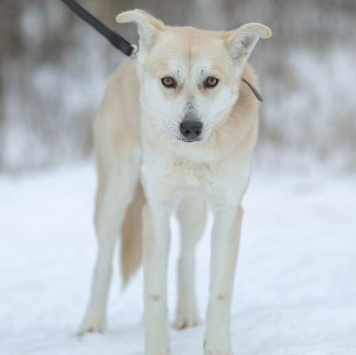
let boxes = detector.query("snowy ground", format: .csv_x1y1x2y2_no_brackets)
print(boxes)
1,164,356,355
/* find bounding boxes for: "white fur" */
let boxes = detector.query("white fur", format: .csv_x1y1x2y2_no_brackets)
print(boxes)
80,9,271,355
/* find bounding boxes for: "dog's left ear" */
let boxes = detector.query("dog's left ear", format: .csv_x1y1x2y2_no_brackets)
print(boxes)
226,23,272,64
116,9,164,51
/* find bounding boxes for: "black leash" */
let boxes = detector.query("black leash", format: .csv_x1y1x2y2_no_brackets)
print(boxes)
60,0,263,102
60,0,137,57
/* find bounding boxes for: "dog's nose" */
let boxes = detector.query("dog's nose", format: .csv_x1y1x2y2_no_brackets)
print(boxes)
180,121,203,140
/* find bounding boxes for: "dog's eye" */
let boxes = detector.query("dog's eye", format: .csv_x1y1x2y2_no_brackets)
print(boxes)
204,77,219,88
161,76,176,88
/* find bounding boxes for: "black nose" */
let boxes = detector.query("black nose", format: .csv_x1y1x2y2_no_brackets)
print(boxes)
180,121,203,140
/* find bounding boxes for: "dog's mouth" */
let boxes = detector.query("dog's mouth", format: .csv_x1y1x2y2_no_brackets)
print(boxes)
170,129,212,143
177,136,202,143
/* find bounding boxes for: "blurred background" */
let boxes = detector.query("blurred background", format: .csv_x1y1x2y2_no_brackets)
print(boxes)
1,0,356,173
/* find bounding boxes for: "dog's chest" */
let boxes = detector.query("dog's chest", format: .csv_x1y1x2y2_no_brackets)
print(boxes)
142,154,218,200
172,158,210,187
141,148,251,208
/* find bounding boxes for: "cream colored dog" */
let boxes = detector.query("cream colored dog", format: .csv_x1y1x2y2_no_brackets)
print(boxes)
79,9,271,355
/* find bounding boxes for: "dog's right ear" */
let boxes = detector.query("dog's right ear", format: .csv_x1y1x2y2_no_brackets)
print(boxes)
116,9,164,52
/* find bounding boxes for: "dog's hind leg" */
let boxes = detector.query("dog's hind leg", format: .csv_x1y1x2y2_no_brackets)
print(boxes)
174,194,206,330
78,142,141,335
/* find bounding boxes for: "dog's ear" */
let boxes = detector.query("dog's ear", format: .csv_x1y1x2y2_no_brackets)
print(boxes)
226,23,271,65
116,9,164,51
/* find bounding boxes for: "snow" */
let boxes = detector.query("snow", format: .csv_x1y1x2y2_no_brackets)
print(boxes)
1,164,356,355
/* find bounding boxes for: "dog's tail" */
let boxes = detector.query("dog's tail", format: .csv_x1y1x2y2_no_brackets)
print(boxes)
120,181,146,288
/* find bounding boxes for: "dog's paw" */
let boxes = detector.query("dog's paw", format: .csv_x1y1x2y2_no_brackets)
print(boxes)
174,308,201,330
77,313,106,336
204,340,232,355
204,351,232,355
174,315,200,330
204,348,233,355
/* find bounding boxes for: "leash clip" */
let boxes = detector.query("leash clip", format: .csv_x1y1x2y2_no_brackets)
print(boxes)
130,44,138,59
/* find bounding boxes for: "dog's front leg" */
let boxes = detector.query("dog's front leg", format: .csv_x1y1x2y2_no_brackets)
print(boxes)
142,202,171,355
204,205,243,355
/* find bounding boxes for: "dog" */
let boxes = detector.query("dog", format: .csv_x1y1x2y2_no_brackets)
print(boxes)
78,9,271,355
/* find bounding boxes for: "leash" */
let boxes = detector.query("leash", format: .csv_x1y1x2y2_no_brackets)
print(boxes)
60,0,137,58
60,0,263,102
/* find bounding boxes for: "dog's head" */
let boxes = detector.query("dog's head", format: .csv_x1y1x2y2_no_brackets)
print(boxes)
117,10,271,143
